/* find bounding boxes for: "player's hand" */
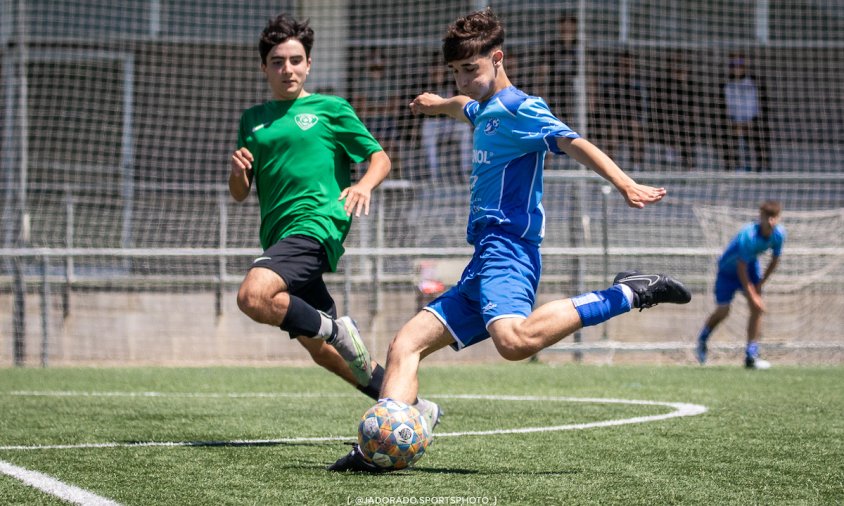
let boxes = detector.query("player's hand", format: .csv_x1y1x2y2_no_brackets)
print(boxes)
231,147,253,176
620,183,666,208
339,183,372,217
409,93,445,116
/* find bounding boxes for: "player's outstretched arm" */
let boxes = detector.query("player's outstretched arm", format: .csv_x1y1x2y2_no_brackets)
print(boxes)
761,256,780,286
409,93,472,124
229,147,254,202
557,137,666,208
339,150,392,217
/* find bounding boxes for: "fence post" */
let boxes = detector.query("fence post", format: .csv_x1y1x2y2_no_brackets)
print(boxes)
375,194,385,316
13,258,25,366
64,186,73,319
570,177,589,362
342,258,351,317
216,190,227,316
601,185,611,340
41,255,49,367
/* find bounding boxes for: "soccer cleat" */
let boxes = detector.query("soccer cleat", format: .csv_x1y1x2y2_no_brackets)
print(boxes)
745,356,771,370
330,317,373,387
414,398,443,434
613,270,692,311
695,337,708,365
327,444,387,473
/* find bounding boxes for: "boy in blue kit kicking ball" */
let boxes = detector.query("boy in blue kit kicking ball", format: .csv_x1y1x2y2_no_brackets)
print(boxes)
329,8,691,472
696,200,785,368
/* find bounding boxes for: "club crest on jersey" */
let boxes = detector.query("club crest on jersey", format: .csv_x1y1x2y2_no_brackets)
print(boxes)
483,118,500,135
294,113,319,131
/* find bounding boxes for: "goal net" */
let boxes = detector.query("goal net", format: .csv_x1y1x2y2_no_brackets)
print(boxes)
1,1,842,366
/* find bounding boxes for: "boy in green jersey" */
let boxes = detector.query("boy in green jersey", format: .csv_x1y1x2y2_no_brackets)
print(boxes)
229,14,403,402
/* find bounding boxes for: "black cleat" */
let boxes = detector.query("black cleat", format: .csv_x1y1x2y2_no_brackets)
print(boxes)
745,355,771,369
327,444,387,473
613,270,692,311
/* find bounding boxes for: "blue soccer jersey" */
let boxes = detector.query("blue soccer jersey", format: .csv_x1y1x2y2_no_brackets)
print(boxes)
462,86,580,246
718,222,786,273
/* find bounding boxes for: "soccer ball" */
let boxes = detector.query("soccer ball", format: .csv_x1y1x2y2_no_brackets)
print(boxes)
358,398,430,470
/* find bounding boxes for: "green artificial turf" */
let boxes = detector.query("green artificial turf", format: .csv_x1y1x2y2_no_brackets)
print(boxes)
0,364,841,505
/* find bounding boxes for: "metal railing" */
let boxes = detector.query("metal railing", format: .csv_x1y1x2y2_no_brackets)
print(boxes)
2,172,844,366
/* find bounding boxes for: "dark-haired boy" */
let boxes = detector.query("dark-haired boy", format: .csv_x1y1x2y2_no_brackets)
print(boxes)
230,14,441,423
330,8,690,472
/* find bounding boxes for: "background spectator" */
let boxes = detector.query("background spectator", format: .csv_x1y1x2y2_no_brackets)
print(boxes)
418,53,472,182
540,14,579,121
351,49,403,174
597,50,647,170
719,51,771,171
651,52,698,170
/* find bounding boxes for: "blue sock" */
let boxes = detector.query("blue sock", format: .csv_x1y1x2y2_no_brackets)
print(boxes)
698,326,711,343
571,286,631,328
746,342,759,358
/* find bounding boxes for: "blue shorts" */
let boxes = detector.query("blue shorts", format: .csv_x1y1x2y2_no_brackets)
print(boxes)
425,229,541,350
714,260,761,305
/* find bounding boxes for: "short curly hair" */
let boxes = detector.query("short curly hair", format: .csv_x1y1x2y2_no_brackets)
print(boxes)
259,14,314,64
442,8,505,64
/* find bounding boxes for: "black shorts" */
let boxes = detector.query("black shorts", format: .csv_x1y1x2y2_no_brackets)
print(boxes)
250,235,337,319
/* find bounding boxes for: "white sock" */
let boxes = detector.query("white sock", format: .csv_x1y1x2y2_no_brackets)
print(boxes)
618,283,636,307
317,312,335,340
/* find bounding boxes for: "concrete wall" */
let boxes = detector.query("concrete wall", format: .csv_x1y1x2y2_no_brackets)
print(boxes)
2,289,841,367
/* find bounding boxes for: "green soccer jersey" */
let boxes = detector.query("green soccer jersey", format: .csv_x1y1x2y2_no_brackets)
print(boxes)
237,94,382,271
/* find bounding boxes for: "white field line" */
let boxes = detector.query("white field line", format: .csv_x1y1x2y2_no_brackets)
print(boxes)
9,390,352,399
0,459,121,506
0,391,707,451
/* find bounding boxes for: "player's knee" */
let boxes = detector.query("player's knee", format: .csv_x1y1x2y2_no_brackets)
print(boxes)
236,285,263,319
713,305,730,320
492,328,536,361
495,341,535,361
386,333,419,362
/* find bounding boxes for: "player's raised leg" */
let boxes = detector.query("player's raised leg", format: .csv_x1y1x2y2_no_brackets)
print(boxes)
490,271,692,360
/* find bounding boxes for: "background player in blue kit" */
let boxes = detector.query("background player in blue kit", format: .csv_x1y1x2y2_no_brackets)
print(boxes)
330,8,691,472
696,200,786,368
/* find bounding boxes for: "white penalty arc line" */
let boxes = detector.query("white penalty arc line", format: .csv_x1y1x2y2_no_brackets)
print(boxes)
0,459,121,506
0,392,707,451
434,394,707,437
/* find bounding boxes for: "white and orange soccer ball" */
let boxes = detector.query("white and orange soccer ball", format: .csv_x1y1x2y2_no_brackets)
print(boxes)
358,398,430,470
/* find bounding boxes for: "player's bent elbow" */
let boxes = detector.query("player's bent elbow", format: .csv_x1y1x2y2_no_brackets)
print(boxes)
370,150,392,177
